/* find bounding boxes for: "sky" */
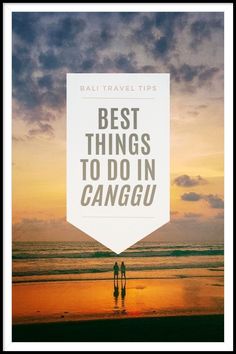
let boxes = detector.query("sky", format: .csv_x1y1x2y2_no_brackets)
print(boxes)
12,12,224,242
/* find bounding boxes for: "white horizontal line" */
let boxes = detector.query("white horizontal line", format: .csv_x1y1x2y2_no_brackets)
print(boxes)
82,97,155,99
82,216,156,219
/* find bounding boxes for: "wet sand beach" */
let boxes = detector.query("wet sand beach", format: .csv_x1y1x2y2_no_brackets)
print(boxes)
12,276,223,342
13,277,223,324
12,242,224,342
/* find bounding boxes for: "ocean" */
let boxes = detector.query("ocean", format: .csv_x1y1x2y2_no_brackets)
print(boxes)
12,241,224,283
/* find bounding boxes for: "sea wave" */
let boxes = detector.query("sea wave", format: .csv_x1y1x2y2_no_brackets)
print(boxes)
12,261,224,277
12,249,224,260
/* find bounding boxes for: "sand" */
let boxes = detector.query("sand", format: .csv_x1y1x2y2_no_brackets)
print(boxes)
12,277,224,341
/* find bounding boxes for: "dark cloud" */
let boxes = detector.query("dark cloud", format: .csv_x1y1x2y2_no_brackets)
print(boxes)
12,12,40,44
12,39,66,118
13,78,64,119
155,12,187,32
28,122,54,138
169,63,220,89
13,135,26,142
12,13,88,119
81,59,95,70
153,37,169,56
198,67,219,82
153,13,188,57
181,192,224,209
184,212,202,218
179,63,202,82
12,54,23,75
140,65,157,73
13,218,92,242
114,53,137,72
37,75,53,89
119,12,139,23
181,192,202,201
190,16,224,48
13,79,42,110
88,24,114,52
170,63,203,82
12,101,57,140
205,194,224,209
13,216,223,242
13,121,54,142
132,15,154,43
174,174,207,187
41,90,65,108
132,13,188,60
12,46,40,111
12,12,223,130
39,50,63,70
47,16,86,47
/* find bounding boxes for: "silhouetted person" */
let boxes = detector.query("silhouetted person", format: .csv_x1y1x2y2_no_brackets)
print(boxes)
121,261,126,280
113,262,119,281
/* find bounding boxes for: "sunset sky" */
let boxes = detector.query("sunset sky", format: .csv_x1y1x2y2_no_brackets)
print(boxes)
12,12,224,242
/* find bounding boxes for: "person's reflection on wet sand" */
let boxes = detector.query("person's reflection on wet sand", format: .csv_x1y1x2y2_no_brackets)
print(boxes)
113,281,119,309
121,278,126,312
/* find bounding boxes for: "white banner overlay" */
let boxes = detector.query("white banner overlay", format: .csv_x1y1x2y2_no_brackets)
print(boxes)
67,73,170,254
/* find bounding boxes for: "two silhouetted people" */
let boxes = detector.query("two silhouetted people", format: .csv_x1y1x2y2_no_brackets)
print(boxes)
113,261,126,280
113,263,127,312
